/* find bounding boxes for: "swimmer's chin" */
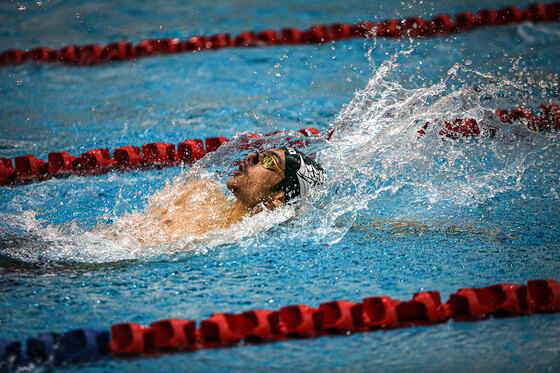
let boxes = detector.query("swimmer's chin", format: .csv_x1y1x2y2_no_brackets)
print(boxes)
226,174,240,193
226,177,234,192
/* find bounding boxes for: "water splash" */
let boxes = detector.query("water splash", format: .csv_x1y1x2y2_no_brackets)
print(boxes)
297,46,560,245
1,45,558,265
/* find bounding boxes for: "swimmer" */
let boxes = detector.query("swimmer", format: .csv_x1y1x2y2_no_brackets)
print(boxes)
105,147,325,243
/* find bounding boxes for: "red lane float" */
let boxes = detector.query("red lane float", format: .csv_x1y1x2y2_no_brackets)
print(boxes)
178,139,206,164
200,313,247,347
528,279,560,311
418,103,560,138
106,279,560,357
200,309,284,345
0,128,320,187
395,290,450,326
1,2,559,66
141,142,178,165
15,155,45,176
76,148,116,173
1,158,18,186
239,309,283,342
496,103,560,131
108,322,155,355
150,319,197,351
205,137,229,153
113,146,142,168
361,296,401,328
48,152,77,173
280,304,318,337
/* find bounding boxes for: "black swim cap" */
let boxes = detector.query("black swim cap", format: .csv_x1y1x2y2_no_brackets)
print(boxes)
277,147,325,202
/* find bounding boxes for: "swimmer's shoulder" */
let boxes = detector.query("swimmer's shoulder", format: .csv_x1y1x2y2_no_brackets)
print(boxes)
178,178,226,196
172,178,231,207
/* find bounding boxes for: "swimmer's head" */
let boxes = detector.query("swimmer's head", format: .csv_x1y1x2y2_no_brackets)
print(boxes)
227,147,325,209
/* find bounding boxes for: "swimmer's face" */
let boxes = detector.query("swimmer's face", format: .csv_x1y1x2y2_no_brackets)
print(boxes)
227,148,285,208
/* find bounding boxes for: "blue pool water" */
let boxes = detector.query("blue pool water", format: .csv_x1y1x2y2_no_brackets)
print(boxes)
1,0,560,371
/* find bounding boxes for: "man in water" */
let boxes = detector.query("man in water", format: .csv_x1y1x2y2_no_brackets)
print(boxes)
227,146,326,214
112,147,325,243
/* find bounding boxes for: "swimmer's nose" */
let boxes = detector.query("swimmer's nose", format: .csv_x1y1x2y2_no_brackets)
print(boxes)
247,152,260,165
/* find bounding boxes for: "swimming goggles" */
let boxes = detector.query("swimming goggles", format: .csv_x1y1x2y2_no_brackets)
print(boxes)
262,154,285,179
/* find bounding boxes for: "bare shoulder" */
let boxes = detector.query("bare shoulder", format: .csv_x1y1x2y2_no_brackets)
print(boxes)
171,178,230,207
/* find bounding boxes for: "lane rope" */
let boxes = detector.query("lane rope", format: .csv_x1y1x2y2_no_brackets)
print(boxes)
1,2,559,66
2,103,559,188
1,278,559,371
0,128,320,187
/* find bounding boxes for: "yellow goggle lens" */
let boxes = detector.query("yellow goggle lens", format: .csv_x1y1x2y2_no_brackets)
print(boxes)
262,155,285,179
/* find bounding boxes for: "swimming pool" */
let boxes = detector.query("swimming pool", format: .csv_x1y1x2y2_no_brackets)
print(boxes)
1,0,560,371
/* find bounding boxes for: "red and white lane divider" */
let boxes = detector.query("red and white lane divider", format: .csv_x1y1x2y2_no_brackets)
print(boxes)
1,2,559,66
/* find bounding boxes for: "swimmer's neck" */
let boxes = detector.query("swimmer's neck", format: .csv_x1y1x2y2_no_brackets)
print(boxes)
230,200,253,219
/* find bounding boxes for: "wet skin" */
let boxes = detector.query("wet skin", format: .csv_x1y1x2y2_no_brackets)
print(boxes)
226,148,286,209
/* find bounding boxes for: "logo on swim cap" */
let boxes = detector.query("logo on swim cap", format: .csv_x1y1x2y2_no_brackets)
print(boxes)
281,147,325,202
